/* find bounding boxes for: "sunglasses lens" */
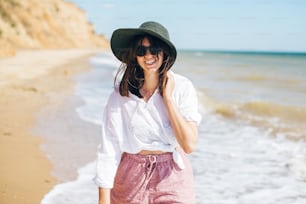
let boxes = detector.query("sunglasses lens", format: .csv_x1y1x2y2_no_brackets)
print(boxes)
136,46,146,56
149,47,158,55
136,46,161,56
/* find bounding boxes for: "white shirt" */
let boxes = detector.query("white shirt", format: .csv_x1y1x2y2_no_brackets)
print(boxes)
94,72,202,188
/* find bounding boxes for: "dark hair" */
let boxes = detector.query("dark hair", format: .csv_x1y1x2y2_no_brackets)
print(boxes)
114,35,174,98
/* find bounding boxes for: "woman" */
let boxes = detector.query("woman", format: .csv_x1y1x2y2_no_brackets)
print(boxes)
94,21,202,204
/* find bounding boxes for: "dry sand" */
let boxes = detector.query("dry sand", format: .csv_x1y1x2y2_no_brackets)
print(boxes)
0,49,102,204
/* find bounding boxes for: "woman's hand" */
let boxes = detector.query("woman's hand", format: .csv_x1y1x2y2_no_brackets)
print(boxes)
99,188,111,204
163,71,175,101
162,72,198,153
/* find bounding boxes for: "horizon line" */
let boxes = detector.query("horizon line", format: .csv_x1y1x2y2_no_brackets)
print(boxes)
178,49,306,55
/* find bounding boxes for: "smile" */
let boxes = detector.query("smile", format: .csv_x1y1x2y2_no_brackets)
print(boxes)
144,59,156,65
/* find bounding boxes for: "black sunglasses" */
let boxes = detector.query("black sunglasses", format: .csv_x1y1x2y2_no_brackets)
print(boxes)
136,46,162,56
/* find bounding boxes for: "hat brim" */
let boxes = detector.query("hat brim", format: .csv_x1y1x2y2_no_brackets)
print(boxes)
110,28,177,66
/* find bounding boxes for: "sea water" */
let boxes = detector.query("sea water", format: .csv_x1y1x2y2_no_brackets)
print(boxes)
41,50,306,204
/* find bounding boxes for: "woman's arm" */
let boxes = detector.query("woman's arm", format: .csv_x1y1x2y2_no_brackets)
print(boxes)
98,187,111,204
95,91,122,203
163,72,198,153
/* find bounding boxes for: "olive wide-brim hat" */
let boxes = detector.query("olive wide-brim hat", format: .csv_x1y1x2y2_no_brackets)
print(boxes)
110,21,177,66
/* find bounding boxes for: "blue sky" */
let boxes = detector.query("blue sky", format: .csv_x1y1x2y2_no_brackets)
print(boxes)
68,0,306,52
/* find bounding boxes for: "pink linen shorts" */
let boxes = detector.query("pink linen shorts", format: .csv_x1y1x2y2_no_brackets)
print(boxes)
111,151,196,204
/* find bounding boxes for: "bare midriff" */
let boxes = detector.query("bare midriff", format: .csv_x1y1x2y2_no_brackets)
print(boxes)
138,150,168,155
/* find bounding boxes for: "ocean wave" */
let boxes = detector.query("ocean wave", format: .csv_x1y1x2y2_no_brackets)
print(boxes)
241,101,306,121
89,51,120,68
199,94,306,140
235,75,268,81
286,153,306,182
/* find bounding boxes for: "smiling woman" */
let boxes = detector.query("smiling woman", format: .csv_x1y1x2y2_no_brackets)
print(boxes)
94,21,202,204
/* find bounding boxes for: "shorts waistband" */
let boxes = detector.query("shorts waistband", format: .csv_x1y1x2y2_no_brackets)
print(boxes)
122,152,173,163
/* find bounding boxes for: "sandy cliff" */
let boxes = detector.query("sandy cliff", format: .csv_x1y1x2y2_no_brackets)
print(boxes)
0,0,109,57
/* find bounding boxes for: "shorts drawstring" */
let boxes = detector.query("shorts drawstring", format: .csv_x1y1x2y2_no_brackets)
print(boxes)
145,155,157,187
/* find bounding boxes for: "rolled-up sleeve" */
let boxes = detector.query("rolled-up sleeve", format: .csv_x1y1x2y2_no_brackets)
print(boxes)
176,77,202,125
94,92,122,188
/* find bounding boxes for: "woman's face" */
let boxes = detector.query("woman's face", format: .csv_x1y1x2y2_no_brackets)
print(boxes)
136,37,164,74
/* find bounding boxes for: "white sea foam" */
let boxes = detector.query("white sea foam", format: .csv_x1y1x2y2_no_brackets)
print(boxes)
89,51,120,68
74,51,116,125
193,115,306,203
41,162,98,204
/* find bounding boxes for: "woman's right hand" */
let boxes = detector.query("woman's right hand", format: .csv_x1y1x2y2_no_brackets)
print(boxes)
98,187,111,204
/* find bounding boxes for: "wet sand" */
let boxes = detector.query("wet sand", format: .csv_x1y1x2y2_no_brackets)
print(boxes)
0,49,102,204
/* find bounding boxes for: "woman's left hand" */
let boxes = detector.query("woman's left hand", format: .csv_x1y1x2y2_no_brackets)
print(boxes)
162,71,198,153
163,71,175,100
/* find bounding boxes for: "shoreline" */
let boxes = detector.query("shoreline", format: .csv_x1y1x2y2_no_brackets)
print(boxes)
0,49,103,204
33,75,101,184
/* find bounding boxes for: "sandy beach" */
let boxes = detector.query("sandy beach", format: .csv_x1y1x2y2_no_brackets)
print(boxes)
0,49,102,204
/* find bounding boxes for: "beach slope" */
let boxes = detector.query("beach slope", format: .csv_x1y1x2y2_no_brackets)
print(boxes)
0,49,100,204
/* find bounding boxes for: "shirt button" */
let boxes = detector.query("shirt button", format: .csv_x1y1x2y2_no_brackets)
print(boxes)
128,124,133,131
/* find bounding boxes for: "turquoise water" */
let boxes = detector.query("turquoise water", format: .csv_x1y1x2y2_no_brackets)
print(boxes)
176,50,306,140
176,50,306,105
42,50,306,204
